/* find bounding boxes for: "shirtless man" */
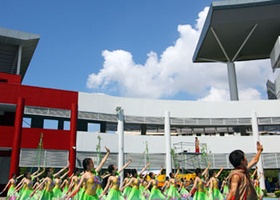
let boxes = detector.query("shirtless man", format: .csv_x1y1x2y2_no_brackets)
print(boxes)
226,141,263,200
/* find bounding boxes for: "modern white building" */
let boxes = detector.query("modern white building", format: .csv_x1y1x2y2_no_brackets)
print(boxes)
1,0,280,191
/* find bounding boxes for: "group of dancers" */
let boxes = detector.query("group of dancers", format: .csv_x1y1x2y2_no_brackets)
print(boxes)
1,146,264,200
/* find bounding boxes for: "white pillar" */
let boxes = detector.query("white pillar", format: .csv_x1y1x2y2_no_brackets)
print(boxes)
165,111,172,177
16,45,22,75
227,62,239,101
117,107,124,183
251,110,265,189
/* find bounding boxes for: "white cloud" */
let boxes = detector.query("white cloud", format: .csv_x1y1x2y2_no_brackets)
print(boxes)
198,87,229,101
87,7,274,101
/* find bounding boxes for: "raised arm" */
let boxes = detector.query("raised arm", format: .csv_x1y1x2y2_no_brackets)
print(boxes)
202,163,211,177
215,167,224,178
60,168,70,180
175,167,180,178
251,167,257,179
95,147,110,172
33,167,45,179
0,179,12,193
155,166,164,178
16,174,24,180
139,162,150,175
54,162,70,178
101,173,111,179
247,142,263,169
117,158,132,173
257,172,263,180
31,167,40,176
14,178,25,191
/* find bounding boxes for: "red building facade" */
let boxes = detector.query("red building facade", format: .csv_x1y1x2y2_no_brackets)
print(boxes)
0,72,78,178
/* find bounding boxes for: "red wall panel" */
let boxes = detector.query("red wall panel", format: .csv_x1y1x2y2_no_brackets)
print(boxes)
0,73,21,84
21,128,70,150
0,127,70,150
0,126,14,147
0,83,78,110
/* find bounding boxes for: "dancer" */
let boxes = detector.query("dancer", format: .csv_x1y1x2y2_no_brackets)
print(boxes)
253,171,263,200
31,162,69,199
16,167,45,199
208,167,224,200
121,171,132,199
100,158,132,200
0,173,23,199
121,162,150,200
226,141,263,200
161,176,170,196
60,174,73,197
166,168,181,200
66,168,80,199
145,166,165,200
189,163,210,200
220,176,229,198
32,177,45,200
53,165,70,199
178,178,190,199
66,146,110,200
14,172,34,200
139,173,150,199
95,173,111,198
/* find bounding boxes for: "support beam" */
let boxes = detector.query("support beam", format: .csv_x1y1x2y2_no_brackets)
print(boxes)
227,62,239,100
165,111,172,176
232,24,258,61
69,103,78,175
16,45,22,75
251,110,265,190
211,27,230,62
10,97,24,178
117,107,124,183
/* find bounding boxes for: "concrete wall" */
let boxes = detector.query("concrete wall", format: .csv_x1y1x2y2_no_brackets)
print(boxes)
78,93,280,118
77,131,280,154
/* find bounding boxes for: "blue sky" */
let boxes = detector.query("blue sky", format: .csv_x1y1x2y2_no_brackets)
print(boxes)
0,0,276,101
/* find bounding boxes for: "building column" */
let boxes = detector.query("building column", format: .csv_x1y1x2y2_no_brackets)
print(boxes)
16,45,22,75
251,110,265,189
100,122,106,133
165,111,172,176
141,124,147,135
117,107,124,182
58,119,64,130
227,62,239,101
69,103,78,174
10,97,25,178
31,116,43,128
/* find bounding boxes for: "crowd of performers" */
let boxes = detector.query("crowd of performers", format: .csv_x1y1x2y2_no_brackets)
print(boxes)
1,146,264,200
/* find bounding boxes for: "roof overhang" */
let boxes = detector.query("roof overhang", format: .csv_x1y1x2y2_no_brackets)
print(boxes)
0,27,40,80
193,0,280,63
